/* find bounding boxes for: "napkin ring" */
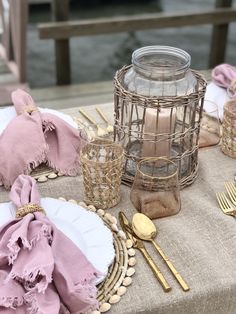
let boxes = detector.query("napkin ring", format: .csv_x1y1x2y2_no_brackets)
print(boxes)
20,105,38,114
16,203,45,218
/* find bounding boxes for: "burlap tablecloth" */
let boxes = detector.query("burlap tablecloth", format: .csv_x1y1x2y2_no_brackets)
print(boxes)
1,105,236,314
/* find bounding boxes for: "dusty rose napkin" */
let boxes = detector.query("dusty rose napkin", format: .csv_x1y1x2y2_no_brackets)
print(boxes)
212,63,236,97
0,89,86,189
0,175,100,314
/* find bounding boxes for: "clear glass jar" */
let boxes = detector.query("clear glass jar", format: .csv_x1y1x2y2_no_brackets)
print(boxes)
124,46,197,97
114,45,207,187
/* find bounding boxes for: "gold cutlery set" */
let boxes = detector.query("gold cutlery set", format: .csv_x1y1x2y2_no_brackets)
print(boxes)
77,108,113,139
117,180,236,293
216,181,236,218
119,212,189,293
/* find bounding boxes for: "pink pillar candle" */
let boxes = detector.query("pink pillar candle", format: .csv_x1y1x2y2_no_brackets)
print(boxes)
142,108,176,157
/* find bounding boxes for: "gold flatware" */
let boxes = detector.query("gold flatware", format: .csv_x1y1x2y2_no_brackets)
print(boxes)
132,213,189,292
95,107,114,133
79,108,108,137
216,191,236,218
224,182,236,206
75,117,96,140
118,212,171,292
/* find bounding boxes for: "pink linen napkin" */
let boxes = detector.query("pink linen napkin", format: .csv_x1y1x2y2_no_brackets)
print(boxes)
0,89,86,189
0,175,101,314
212,63,236,97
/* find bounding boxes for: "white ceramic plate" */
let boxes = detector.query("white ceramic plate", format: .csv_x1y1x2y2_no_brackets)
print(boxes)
0,106,78,135
0,198,115,284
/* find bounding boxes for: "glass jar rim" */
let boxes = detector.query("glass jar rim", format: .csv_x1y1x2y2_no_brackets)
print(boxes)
81,139,124,164
137,157,178,180
132,46,191,75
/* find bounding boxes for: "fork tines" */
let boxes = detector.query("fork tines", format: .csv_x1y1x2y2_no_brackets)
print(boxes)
216,192,232,214
216,190,236,218
224,182,236,205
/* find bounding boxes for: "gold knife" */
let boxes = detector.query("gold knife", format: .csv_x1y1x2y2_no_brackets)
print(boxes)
118,212,171,292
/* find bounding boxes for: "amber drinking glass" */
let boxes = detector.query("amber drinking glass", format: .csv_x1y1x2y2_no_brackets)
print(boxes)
130,157,181,219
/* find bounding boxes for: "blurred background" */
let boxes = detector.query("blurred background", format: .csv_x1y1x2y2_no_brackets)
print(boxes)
28,0,236,88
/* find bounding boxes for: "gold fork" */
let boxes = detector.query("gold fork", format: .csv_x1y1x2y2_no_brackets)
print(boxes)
216,191,236,218
224,182,236,206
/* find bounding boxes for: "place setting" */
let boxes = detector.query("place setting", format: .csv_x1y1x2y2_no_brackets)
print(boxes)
0,174,136,313
1,44,236,314
0,89,86,185
0,90,133,313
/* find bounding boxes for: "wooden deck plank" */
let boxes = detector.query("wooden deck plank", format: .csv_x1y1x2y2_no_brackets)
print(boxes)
0,72,18,85
39,8,236,40
31,80,113,109
31,80,113,102
0,63,10,73
0,55,29,107
0,83,29,107
36,91,113,109
0,60,10,74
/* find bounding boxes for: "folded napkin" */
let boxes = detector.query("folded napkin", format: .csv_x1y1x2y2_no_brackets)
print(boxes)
0,175,100,314
0,89,86,189
203,64,236,121
212,63,236,96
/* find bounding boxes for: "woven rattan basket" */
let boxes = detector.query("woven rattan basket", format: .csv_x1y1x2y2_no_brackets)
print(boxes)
114,65,207,188
221,99,236,157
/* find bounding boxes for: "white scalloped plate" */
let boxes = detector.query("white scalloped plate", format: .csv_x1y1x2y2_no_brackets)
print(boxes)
0,197,115,284
0,106,78,135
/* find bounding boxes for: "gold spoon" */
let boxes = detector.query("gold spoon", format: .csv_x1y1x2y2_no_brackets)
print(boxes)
79,108,108,137
132,213,190,292
95,107,114,133
75,117,96,140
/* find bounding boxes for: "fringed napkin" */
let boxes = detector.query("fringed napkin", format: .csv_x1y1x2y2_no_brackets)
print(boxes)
212,63,236,96
0,89,86,189
0,175,100,314
204,64,236,121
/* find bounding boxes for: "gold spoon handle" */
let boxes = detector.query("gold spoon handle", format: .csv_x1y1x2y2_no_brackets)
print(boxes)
151,240,189,292
138,246,171,292
79,109,97,126
96,107,109,123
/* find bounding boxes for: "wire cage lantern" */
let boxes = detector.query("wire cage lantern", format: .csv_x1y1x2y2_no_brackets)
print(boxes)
113,46,207,188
